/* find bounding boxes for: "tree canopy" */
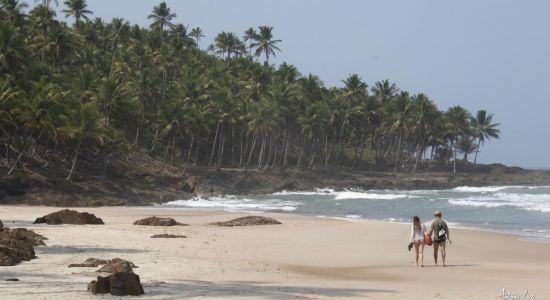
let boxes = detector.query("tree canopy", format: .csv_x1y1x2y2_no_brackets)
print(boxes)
0,0,500,181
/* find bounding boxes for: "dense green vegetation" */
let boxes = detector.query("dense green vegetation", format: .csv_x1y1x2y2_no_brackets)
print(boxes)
0,1,500,181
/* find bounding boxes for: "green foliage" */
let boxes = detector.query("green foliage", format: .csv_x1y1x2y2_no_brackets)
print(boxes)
0,0,501,179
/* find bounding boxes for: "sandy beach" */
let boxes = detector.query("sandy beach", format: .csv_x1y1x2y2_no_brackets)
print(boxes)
0,205,548,299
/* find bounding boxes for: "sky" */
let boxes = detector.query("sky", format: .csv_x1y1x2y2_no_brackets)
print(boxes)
55,0,550,168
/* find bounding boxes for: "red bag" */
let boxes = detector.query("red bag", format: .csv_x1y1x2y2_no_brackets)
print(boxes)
424,233,433,246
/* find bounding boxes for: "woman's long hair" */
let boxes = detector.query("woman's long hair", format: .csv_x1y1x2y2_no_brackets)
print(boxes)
413,216,421,231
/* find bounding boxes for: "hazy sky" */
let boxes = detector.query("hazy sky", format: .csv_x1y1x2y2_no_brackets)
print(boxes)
55,0,549,168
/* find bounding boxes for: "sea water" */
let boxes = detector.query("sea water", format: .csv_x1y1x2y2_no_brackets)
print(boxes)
162,185,550,242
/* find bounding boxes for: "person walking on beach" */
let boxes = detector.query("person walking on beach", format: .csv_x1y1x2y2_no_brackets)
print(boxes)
409,216,426,267
429,210,450,267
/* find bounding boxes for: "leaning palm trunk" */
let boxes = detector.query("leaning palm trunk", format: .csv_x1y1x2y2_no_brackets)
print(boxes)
66,137,82,181
473,138,481,167
209,122,220,166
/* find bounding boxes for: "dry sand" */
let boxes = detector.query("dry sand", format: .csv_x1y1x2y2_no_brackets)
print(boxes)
0,205,548,299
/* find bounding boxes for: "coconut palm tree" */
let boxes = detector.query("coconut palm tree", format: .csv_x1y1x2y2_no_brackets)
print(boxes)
371,79,399,103
243,27,256,56
214,32,241,60
148,1,176,31
446,105,472,174
190,27,204,46
250,26,281,65
471,110,500,166
62,0,93,25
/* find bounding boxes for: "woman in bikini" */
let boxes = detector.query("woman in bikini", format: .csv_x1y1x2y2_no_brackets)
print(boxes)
409,215,426,267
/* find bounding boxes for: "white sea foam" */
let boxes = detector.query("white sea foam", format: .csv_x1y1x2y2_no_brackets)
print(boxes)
334,191,411,200
164,196,301,212
452,186,513,193
448,192,550,212
273,188,335,196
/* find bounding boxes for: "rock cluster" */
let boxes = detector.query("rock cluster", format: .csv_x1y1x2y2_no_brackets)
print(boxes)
34,209,104,225
213,216,282,227
87,259,144,296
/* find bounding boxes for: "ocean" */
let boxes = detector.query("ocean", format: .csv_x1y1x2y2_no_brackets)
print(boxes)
161,185,550,242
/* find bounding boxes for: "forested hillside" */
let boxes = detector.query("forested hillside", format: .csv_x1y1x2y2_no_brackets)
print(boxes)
1,0,501,183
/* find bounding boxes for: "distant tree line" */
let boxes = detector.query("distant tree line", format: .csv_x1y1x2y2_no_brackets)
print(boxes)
0,0,500,180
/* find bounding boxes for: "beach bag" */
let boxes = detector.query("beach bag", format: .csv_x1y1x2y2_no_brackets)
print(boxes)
424,233,433,246
434,221,447,240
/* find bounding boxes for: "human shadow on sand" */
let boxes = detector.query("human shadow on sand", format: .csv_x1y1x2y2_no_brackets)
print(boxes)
35,245,149,255
143,280,395,299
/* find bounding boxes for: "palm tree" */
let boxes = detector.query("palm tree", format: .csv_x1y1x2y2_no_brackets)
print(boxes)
471,110,500,166
214,32,241,60
243,27,256,56
62,0,93,25
250,26,281,65
446,105,471,174
148,1,176,31
371,79,399,102
190,27,204,46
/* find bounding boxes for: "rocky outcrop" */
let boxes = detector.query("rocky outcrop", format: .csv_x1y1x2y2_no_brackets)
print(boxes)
213,216,282,227
96,258,138,273
150,234,187,238
88,272,144,296
133,216,186,226
0,224,45,266
33,209,104,225
1,228,48,246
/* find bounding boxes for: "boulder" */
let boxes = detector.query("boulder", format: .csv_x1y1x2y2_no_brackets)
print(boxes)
150,234,187,239
110,272,144,296
0,238,35,266
2,228,48,246
213,216,282,227
0,219,3,231
69,258,109,268
87,272,144,296
96,258,138,273
0,227,45,266
33,209,104,225
133,216,186,226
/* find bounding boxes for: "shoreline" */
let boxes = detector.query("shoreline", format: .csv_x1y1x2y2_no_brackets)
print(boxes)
1,206,550,299
160,205,550,245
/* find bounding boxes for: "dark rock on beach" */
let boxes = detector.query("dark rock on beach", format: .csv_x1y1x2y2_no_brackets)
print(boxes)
1,228,48,246
0,223,45,266
33,209,104,225
133,216,186,226
96,258,138,273
213,216,282,227
110,272,145,296
150,234,187,239
88,272,144,296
